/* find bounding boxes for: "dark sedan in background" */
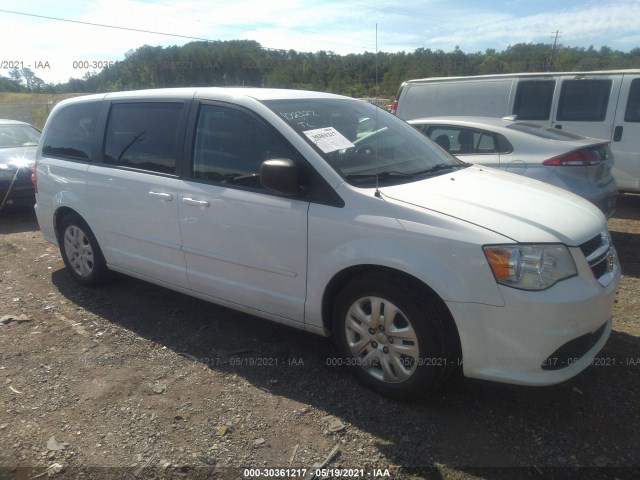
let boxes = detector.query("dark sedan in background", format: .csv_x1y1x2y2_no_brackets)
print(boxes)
0,119,40,213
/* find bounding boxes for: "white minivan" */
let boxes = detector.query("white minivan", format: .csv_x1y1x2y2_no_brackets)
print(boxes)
392,70,640,192
34,88,620,399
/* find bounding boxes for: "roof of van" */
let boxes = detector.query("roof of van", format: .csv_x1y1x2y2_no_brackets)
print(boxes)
404,69,640,83
54,88,349,104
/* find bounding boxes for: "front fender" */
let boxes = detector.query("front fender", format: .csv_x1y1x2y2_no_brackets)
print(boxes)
304,203,507,330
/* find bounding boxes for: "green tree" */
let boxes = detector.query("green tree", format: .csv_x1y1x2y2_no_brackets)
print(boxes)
5,40,640,98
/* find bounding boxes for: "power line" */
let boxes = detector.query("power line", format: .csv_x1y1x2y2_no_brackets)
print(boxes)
0,7,373,53
0,8,212,42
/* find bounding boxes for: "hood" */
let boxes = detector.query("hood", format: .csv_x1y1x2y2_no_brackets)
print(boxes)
0,145,38,169
379,166,605,245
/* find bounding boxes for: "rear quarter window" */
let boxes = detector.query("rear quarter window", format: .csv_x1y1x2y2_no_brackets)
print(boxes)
42,102,101,161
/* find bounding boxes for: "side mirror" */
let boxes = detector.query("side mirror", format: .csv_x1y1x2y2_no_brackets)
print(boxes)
260,158,300,195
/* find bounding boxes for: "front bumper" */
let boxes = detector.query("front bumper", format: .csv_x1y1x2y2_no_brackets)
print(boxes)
446,251,620,386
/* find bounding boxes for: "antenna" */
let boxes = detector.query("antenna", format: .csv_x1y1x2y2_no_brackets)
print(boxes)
374,23,381,198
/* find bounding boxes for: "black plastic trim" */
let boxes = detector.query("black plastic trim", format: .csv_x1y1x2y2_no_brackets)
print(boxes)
541,322,608,371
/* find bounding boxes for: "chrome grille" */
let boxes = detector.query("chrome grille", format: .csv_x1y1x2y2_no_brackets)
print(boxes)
579,232,616,287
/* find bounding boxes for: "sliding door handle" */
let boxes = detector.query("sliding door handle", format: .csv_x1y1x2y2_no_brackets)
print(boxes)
614,125,623,142
182,197,210,207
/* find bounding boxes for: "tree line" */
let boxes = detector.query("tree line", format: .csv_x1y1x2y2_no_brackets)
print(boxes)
2,40,640,99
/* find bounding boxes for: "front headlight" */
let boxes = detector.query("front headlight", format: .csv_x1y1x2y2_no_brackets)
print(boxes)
483,244,577,290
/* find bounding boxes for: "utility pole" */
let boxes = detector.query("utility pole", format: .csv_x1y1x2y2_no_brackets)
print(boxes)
547,30,560,72
375,23,379,98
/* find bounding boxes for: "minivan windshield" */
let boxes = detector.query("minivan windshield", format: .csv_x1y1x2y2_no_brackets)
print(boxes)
263,98,467,187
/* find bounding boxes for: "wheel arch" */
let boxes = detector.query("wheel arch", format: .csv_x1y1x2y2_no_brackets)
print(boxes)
321,265,461,355
54,206,112,286
53,206,84,244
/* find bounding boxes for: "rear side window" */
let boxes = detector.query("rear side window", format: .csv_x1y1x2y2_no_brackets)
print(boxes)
42,102,100,161
557,79,612,121
426,126,511,154
513,80,555,120
624,78,640,122
103,102,184,175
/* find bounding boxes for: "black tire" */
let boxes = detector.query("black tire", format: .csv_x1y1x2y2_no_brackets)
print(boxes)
333,272,460,400
57,213,110,287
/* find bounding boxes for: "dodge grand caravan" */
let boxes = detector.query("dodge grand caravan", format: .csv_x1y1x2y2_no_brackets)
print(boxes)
34,88,620,399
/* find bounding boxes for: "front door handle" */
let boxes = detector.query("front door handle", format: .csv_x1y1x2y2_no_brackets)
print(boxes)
148,191,173,201
182,197,210,207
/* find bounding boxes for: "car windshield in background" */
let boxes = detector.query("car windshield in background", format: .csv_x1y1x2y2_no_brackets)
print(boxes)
0,125,41,148
263,98,466,187
506,122,585,141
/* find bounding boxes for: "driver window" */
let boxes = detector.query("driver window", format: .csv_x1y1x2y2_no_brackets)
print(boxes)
193,105,296,189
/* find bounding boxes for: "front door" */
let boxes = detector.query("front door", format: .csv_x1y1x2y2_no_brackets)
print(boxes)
179,103,309,322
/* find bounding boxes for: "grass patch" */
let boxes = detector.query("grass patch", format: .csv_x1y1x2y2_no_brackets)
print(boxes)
0,92,86,129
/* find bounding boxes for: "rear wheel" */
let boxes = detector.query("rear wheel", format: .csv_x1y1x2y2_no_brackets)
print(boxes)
58,213,110,286
333,272,459,399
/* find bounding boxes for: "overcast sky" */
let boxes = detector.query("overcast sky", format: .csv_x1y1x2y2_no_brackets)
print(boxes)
1,0,639,84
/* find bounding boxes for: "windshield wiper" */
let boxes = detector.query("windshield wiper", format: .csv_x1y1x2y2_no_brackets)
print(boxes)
345,170,415,180
409,162,471,176
345,163,471,182
347,163,471,179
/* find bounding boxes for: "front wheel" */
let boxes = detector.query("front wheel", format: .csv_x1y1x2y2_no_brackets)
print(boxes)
333,273,459,399
58,213,110,287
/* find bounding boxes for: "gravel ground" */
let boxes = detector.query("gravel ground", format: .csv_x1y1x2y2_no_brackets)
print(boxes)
0,195,639,480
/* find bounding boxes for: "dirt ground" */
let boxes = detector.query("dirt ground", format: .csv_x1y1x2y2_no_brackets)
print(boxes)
0,195,639,480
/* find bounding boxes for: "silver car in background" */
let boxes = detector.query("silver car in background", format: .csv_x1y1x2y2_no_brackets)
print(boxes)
409,116,617,217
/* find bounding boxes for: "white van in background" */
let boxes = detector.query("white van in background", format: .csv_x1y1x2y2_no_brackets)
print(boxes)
392,70,640,192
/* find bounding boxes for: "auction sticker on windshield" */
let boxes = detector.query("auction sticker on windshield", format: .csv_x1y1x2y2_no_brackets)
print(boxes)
303,127,354,153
